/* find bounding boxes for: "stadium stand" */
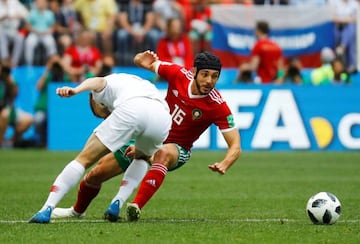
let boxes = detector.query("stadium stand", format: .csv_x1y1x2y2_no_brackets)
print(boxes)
2,0,360,147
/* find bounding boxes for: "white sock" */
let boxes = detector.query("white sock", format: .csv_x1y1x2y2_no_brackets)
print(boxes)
111,159,148,208
41,160,85,210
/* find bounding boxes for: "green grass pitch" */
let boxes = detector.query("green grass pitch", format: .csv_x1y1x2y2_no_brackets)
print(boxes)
0,149,359,243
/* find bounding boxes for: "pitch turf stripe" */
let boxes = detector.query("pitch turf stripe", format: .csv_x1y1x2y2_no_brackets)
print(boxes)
1,219,359,224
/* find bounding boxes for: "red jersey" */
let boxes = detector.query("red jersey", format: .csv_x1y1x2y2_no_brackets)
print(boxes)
157,62,235,151
64,45,102,68
251,39,282,83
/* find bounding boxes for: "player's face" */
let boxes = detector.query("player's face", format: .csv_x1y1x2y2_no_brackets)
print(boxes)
194,69,220,95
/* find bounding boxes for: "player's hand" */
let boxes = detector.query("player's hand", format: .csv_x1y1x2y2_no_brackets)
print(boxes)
124,145,136,159
208,162,226,175
134,50,158,69
143,50,158,61
56,86,77,97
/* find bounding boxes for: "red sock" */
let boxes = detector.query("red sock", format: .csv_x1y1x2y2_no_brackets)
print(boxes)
133,163,167,209
73,179,101,214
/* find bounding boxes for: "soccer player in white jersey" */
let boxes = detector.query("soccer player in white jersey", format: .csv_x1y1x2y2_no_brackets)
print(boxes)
28,72,172,223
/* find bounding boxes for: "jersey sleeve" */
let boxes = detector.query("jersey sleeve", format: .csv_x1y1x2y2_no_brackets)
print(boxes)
157,62,183,86
214,102,236,132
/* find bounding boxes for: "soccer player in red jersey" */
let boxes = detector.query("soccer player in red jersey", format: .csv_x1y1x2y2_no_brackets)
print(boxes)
124,50,241,221
51,50,241,222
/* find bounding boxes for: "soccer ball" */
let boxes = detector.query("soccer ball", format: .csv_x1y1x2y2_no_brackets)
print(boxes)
306,192,341,225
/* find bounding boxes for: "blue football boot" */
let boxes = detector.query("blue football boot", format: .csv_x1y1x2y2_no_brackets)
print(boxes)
29,206,53,224
104,200,120,222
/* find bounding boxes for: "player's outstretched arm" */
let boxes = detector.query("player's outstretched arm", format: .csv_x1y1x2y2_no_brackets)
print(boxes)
133,50,159,73
208,129,241,175
56,77,106,97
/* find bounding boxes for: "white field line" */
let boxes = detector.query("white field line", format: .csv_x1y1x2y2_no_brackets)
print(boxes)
0,218,359,224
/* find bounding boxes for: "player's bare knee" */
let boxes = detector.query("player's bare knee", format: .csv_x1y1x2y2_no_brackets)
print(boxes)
152,147,171,167
74,156,92,168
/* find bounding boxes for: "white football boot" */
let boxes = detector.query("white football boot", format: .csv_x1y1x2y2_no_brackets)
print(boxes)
51,207,85,218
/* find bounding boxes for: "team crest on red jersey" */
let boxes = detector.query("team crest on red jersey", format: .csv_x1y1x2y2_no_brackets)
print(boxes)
192,109,202,120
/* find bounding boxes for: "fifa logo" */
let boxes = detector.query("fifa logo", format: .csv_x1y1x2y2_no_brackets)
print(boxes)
221,89,360,150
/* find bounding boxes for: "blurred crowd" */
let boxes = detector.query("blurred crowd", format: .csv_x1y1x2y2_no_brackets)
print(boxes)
0,0,221,70
0,0,358,79
0,0,359,148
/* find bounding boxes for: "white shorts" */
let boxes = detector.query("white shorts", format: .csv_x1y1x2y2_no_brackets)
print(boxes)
94,97,171,156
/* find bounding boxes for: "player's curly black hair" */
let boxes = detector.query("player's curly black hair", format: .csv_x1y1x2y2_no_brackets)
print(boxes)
193,51,222,77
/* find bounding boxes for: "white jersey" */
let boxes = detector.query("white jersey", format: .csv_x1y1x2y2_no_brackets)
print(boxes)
92,73,168,112
92,73,172,154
